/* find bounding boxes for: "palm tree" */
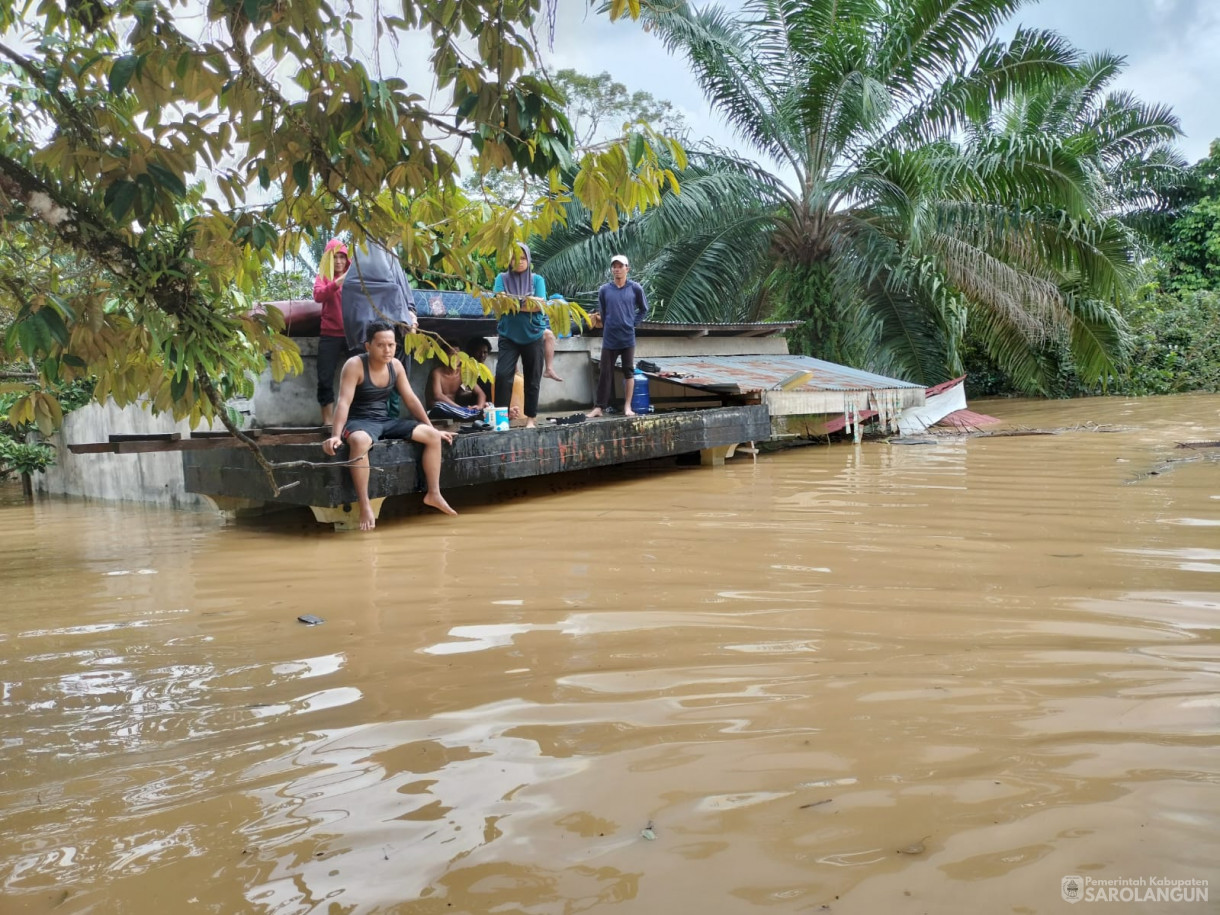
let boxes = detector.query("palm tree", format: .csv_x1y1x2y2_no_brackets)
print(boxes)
535,0,1181,391
951,51,1184,387
532,144,787,321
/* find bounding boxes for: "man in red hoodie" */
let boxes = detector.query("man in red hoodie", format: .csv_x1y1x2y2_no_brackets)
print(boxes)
313,239,350,424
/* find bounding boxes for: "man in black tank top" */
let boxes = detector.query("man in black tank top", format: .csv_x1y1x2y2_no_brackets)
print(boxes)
323,322,457,528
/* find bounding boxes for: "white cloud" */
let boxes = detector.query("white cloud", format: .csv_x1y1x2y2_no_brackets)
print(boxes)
1022,0,1220,161
541,4,742,152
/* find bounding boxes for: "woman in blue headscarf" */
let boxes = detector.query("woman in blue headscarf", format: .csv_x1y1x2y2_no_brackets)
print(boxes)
491,242,550,428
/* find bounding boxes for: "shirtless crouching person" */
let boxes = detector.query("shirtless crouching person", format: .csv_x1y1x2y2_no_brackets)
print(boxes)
323,322,457,528
427,343,486,420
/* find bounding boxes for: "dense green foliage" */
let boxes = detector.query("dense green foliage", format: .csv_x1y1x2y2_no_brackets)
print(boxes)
0,0,681,452
0,377,93,480
967,137,1220,398
966,286,1220,398
0,418,55,477
1154,141,1220,293
1119,290,1220,394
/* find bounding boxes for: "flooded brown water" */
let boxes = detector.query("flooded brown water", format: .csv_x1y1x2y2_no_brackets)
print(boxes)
1,394,1218,914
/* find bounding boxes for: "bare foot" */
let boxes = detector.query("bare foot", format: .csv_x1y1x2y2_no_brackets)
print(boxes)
585,407,603,418
359,506,376,530
525,418,537,428
423,492,458,515
624,408,636,417
543,367,563,382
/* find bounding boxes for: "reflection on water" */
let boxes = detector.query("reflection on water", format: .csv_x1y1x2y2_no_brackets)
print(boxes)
1,394,1218,913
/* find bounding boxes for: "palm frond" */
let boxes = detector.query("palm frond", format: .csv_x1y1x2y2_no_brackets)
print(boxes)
879,0,1032,96
642,215,777,323
929,232,1067,344
855,272,954,383
1071,52,1125,116
1062,293,1127,385
965,299,1056,394
963,133,1096,217
882,28,1079,148
642,2,803,173
1078,93,1182,167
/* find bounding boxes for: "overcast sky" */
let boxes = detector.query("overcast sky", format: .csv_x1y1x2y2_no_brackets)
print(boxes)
538,0,1219,165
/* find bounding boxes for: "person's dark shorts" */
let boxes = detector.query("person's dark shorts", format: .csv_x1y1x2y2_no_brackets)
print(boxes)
342,418,421,442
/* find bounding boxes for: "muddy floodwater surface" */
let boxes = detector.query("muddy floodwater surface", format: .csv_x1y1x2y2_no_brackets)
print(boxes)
1,395,1218,914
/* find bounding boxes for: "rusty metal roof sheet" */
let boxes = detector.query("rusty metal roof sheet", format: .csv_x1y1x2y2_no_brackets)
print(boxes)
636,354,922,394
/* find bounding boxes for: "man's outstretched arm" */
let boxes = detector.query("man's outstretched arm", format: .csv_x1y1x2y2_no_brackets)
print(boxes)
323,358,360,455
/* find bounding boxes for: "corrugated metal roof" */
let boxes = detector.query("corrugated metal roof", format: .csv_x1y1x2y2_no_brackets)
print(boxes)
636,354,923,394
934,409,1001,430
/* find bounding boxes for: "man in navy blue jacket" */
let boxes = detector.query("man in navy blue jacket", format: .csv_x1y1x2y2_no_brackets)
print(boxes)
587,254,648,417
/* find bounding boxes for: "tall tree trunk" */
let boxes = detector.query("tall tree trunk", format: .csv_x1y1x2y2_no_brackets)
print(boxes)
770,263,862,366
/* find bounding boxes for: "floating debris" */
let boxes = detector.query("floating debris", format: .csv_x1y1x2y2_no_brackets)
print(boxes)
1127,450,1219,484
800,798,833,809
640,821,657,841
924,422,1125,440
297,614,325,625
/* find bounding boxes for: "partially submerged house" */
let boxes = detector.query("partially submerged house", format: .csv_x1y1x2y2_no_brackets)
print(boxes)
37,290,934,527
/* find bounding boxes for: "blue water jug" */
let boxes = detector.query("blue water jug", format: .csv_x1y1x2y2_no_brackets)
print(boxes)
630,371,651,414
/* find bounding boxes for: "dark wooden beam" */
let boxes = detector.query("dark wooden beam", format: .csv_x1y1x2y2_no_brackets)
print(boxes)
68,431,327,454
109,432,181,442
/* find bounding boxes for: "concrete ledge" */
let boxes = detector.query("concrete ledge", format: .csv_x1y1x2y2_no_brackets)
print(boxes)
182,405,771,510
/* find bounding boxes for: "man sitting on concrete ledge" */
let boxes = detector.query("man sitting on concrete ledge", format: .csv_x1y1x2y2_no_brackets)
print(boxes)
323,322,457,528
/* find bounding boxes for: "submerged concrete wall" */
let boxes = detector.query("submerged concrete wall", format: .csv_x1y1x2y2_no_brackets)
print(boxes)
35,399,221,508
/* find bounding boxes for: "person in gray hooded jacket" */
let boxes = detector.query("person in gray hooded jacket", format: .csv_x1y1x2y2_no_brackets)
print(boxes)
340,239,418,355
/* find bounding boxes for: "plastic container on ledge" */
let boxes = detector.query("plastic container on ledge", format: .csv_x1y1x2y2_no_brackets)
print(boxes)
484,404,508,430
630,372,651,414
